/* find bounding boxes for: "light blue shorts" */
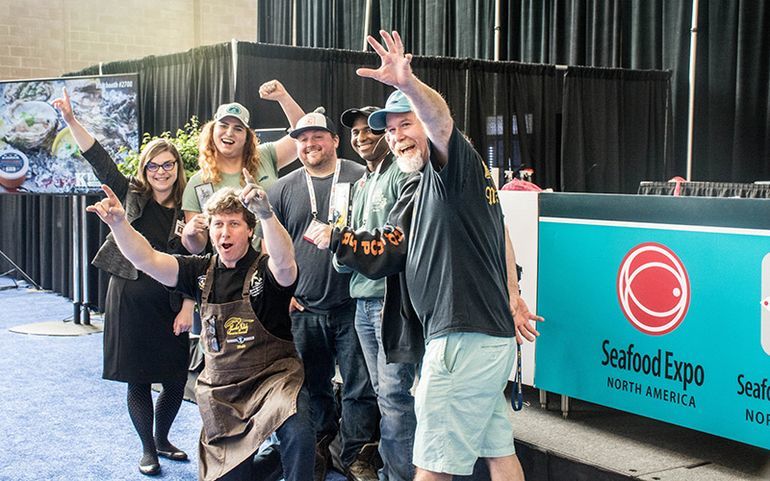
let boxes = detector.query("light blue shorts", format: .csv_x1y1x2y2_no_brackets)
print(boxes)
413,332,517,475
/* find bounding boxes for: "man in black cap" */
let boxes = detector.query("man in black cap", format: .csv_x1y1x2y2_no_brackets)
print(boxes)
267,110,379,481
331,106,416,481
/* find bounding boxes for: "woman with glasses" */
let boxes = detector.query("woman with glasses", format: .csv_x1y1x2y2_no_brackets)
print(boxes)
181,80,303,255
53,89,193,476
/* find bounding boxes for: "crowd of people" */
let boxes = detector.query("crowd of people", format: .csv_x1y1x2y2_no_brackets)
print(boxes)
76,30,542,481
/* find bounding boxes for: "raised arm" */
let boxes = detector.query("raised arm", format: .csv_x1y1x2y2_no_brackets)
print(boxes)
258,79,304,169
240,169,297,287
87,185,180,287
52,87,129,197
51,87,95,152
357,30,453,166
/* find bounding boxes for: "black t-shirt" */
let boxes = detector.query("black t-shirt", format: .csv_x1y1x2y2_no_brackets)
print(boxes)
174,248,296,341
406,127,515,341
268,160,366,313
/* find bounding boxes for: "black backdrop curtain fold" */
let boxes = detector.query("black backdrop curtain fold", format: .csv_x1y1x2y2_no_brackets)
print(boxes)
466,61,559,190
561,66,672,193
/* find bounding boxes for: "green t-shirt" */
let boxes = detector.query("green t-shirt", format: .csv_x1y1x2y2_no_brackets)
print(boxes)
181,142,279,249
346,155,408,299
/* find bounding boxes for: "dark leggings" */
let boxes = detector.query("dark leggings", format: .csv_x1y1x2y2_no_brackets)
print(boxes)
126,379,187,457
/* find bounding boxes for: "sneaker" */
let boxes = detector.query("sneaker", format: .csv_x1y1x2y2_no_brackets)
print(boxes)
345,457,378,481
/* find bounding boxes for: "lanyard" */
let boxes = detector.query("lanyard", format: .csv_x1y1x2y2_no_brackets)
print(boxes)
304,161,341,223
511,341,524,411
360,160,384,227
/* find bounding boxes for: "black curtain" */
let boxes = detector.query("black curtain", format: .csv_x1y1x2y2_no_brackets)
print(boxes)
561,66,672,193
467,60,559,189
693,1,770,182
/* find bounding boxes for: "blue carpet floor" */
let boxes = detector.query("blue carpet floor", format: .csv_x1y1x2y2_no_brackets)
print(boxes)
0,280,345,481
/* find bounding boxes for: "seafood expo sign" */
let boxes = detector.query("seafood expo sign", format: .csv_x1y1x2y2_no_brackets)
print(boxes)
534,193,770,450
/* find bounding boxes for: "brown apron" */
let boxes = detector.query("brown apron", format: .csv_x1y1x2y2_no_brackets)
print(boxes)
196,255,304,481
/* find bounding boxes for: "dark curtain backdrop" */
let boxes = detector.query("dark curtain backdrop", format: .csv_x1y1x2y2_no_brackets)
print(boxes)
561,66,672,193
255,1,769,186
467,61,559,189
693,1,770,182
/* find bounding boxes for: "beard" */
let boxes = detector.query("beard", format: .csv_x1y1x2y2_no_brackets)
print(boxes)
396,149,426,173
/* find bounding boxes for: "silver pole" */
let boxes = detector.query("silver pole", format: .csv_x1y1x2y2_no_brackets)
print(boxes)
80,196,90,325
291,0,297,47
494,0,501,61
71,196,81,324
363,0,372,51
686,0,700,181
232,38,239,96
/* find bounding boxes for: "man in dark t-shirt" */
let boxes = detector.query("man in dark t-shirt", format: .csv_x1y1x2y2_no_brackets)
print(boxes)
267,111,379,481
86,179,316,481
355,31,543,480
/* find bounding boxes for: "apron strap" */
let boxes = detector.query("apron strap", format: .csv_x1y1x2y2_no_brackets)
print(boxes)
200,255,218,309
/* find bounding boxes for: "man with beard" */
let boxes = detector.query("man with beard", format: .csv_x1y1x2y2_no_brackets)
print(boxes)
267,110,379,481
340,31,542,481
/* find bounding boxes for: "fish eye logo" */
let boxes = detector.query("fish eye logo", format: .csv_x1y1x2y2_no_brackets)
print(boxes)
617,242,690,335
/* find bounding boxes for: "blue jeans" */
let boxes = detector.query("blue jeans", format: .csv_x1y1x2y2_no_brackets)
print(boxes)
355,298,417,481
218,387,315,481
291,301,379,467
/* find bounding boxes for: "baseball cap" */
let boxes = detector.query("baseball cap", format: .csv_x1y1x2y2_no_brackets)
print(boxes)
214,102,250,127
290,107,337,138
340,106,384,134
367,90,412,131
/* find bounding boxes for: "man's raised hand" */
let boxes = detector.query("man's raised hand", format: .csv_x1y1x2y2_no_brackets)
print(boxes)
240,168,273,220
356,30,413,90
86,184,126,227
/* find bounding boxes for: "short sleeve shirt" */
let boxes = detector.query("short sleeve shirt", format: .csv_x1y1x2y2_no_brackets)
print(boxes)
174,248,296,341
268,159,366,312
406,127,515,341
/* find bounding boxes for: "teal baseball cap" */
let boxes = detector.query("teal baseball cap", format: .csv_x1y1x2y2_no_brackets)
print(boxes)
367,90,412,131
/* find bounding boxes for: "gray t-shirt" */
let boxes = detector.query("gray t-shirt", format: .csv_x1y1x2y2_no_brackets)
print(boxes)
268,159,366,313
406,127,515,341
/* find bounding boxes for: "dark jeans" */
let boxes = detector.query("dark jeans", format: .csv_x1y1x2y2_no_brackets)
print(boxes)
355,298,417,481
291,301,379,467
217,387,315,481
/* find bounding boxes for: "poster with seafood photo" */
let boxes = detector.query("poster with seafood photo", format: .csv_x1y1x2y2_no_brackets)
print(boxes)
0,74,139,194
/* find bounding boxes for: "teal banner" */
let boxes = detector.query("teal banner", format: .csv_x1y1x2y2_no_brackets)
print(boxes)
536,193,770,450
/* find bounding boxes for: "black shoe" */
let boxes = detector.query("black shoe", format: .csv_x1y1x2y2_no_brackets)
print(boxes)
345,458,378,481
157,446,188,461
139,454,160,476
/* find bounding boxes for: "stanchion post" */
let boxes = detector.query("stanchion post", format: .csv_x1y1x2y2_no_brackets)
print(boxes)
80,196,90,325
71,195,81,324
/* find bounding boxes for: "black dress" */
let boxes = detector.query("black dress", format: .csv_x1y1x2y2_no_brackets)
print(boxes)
102,199,189,383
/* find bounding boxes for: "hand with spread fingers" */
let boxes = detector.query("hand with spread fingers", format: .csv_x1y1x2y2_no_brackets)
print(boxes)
239,168,274,219
511,295,544,345
86,184,126,227
357,30,414,90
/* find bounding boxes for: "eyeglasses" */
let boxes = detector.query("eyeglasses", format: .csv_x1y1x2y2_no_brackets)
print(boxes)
145,161,177,172
205,316,220,353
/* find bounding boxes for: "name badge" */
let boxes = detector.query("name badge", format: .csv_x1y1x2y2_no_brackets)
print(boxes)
194,182,215,209
174,219,185,237
303,218,327,245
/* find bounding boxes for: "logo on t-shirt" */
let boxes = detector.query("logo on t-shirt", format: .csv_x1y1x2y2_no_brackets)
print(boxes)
249,272,264,297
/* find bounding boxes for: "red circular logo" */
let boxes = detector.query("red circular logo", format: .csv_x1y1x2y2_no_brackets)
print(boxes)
617,242,690,335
